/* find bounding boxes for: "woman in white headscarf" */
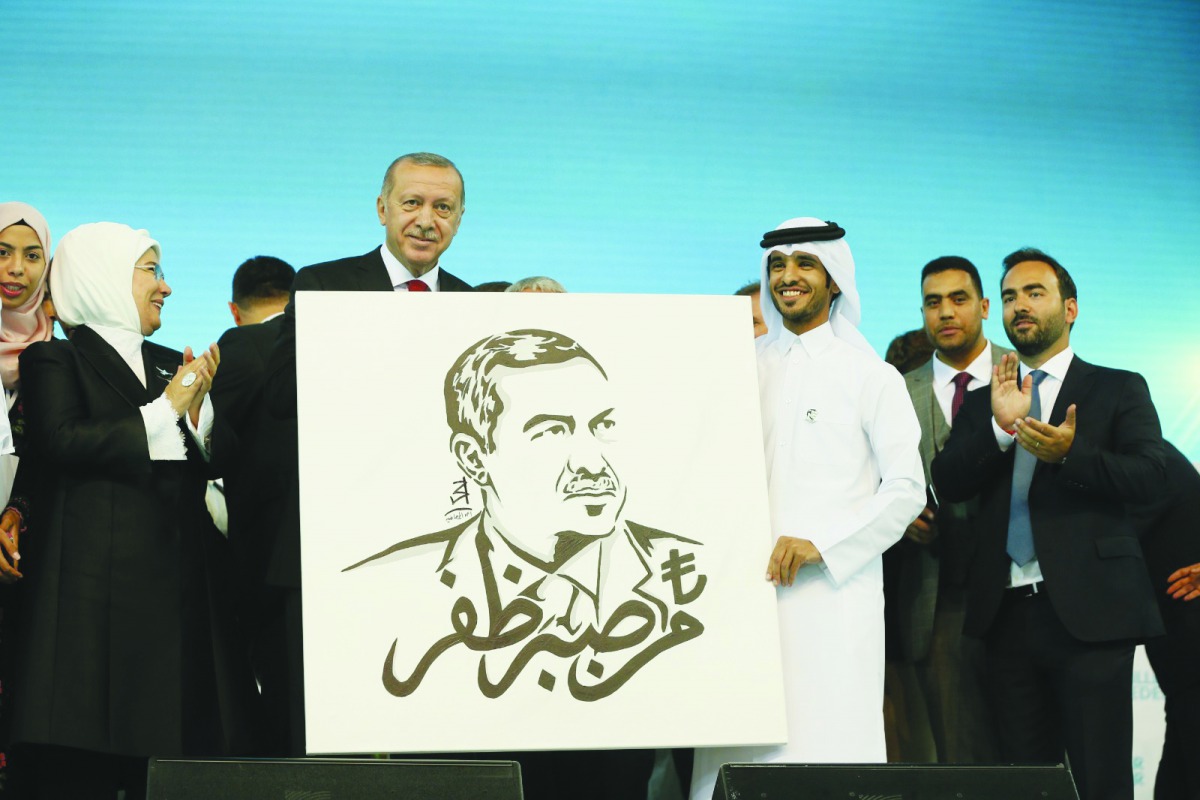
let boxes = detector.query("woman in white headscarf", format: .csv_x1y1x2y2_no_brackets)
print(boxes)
9,222,254,799
0,202,53,582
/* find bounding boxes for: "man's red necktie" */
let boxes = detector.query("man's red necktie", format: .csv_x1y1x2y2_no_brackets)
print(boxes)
950,371,972,422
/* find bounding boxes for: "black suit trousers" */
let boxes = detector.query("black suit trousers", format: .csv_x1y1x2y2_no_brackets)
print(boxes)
1145,637,1200,800
986,590,1135,800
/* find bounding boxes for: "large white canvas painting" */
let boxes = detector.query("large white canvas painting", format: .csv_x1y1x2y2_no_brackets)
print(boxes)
297,292,786,754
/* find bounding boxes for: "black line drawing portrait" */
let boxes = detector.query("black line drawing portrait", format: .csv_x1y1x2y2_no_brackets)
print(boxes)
344,329,706,701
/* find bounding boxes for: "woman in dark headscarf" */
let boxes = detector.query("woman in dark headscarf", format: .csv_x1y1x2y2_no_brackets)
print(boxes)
10,222,254,800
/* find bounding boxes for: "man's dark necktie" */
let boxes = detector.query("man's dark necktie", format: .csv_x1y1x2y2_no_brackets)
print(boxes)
1006,369,1048,566
404,279,429,292
950,371,972,422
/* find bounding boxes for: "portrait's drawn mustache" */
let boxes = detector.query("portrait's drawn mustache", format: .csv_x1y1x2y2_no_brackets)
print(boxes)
562,470,618,497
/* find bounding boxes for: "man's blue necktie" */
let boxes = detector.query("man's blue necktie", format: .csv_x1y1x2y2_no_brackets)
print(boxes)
1006,369,1048,566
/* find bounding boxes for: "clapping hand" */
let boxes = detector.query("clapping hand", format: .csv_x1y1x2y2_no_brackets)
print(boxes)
165,343,220,425
0,507,23,583
990,353,1032,431
0,510,22,585
1013,405,1076,463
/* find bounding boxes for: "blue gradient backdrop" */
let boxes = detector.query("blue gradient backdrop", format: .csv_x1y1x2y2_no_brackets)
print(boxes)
6,0,1199,455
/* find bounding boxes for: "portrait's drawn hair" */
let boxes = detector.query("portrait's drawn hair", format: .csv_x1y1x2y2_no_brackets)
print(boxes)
445,330,606,453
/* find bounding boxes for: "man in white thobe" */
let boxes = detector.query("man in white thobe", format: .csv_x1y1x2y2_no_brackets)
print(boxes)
691,218,924,799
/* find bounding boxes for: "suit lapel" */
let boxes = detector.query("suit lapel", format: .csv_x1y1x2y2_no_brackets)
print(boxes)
1030,356,1094,479
936,340,1011,444
438,269,472,292
142,343,178,402
73,326,149,409
926,342,1010,466
359,248,398,292
1049,356,1095,425
909,363,947,471
928,380,951,453
361,247,470,292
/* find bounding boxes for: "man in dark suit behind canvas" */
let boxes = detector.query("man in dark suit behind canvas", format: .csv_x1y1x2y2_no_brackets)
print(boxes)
266,151,473,418
931,248,1164,800
257,152,472,754
209,255,301,755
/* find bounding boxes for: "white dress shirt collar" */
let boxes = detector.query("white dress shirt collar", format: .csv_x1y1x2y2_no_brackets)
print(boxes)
930,342,994,424
1019,346,1074,385
932,341,993,390
379,244,440,292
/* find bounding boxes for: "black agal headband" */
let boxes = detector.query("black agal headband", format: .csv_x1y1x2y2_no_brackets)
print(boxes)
759,221,846,249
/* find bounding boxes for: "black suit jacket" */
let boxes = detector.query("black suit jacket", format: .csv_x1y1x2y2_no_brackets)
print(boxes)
265,248,472,419
13,326,254,757
211,315,301,590
1131,441,1200,694
930,356,1165,643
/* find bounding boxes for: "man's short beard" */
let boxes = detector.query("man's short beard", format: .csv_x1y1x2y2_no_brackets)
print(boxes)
935,328,984,361
1007,334,1043,357
770,288,835,327
1005,315,1065,358
774,297,825,327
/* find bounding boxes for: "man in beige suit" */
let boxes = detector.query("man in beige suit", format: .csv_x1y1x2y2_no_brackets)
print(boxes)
885,256,1010,762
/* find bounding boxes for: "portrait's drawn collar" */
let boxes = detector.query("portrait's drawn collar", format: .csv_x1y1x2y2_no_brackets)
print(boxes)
488,525,608,628
554,536,607,611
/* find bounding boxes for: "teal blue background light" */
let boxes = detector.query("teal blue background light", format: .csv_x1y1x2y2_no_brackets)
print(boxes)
6,0,1199,456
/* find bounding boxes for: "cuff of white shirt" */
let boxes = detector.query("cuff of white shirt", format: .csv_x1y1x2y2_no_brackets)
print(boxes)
141,395,187,461
992,417,1015,451
186,394,214,461
805,531,835,555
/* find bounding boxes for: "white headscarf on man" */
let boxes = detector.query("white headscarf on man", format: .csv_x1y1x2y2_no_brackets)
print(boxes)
50,222,160,335
0,202,54,391
757,217,878,358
